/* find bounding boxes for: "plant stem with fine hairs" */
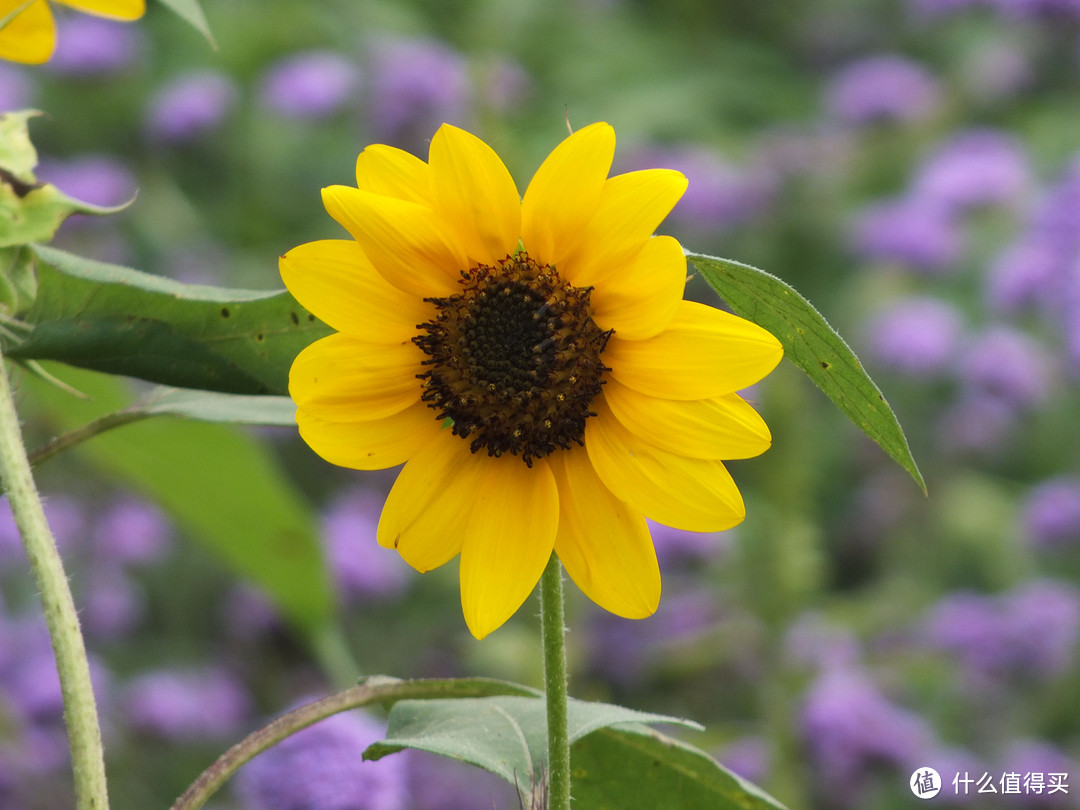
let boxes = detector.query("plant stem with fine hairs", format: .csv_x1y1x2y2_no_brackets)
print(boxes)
0,352,110,810
539,552,571,810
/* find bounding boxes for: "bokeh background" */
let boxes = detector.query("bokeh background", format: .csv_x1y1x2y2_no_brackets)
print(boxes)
3,0,1080,807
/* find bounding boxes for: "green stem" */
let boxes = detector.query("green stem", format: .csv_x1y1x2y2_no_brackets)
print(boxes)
539,553,571,810
0,353,109,810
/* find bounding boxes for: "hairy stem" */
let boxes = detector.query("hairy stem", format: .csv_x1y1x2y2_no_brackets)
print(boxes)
539,553,571,810
0,351,109,810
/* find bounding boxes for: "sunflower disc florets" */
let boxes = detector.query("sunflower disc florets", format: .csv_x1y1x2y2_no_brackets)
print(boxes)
414,252,611,466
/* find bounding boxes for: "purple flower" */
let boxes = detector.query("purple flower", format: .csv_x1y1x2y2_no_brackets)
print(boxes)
1005,580,1080,675
92,496,172,566
1022,477,1080,548
1001,740,1076,806
851,197,965,272
322,489,410,602
986,238,1062,314
800,664,931,801
926,746,988,805
625,146,776,234
717,736,771,784
235,703,407,810
47,15,143,76
0,63,36,110
647,519,728,567
0,494,84,569
367,38,470,151
36,155,136,208
0,616,111,724
936,393,1017,456
923,580,1080,680
907,0,983,16
911,130,1030,213
82,564,143,639
125,667,252,741
1030,156,1080,257
259,51,361,120
783,615,860,671
867,296,962,377
146,71,238,144
403,750,518,810
586,585,719,685
958,326,1052,409
825,55,942,125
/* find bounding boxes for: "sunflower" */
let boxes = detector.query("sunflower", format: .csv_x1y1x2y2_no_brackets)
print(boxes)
0,0,143,64
282,122,783,639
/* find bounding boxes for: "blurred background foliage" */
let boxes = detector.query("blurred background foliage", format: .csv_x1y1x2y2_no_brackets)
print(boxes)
3,0,1080,807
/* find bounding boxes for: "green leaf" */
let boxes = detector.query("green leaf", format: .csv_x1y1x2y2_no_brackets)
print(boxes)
155,0,218,50
688,251,925,494
0,245,37,317
1,112,132,246
0,110,40,178
137,387,296,425
364,695,702,804
24,364,333,633
573,724,788,810
5,245,332,394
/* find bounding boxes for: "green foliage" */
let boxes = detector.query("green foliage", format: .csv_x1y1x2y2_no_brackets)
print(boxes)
573,725,787,810
5,245,332,395
0,246,36,316
689,251,926,494
155,0,218,50
0,111,130,247
365,695,784,810
25,364,334,635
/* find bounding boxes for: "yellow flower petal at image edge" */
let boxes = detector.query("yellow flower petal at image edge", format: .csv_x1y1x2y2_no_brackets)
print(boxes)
0,0,144,64
284,121,784,639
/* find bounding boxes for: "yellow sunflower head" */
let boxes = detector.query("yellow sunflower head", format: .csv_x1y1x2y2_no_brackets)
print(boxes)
282,122,783,639
0,0,144,65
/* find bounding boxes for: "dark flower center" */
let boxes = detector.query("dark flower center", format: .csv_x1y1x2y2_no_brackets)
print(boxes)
414,252,611,466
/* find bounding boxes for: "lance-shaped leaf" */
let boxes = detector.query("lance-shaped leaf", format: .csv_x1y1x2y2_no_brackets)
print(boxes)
1,111,131,246
5,244,332,395
688,251,925,494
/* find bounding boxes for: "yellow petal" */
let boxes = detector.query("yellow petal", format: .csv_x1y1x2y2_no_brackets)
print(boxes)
585,399,745,532
459,456,559,639
0,0,54,64
429,124,521,266
296,399,441,471
354,144,432,205
279,239,432,342
589,235,685,341
549,449,659,619
56,0,143,18
606,300,783,400
603,379,772,460
321,185,466,299
290,333,424,422
561,168,687,289
377,430,484,572
521,122,615,269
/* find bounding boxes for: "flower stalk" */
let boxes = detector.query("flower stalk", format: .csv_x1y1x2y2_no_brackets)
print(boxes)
539,552,571,810
0,350,110,810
